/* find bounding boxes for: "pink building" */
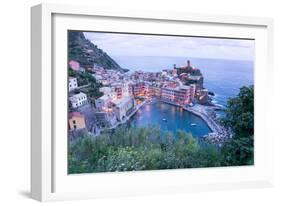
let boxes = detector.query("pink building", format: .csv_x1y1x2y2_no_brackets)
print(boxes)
131,82,148,97
69,60,80,71
161,85,195,106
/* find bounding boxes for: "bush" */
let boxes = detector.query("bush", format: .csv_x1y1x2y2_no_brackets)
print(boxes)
68,126,221,174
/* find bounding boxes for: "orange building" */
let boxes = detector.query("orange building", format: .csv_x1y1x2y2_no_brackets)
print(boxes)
132,82,148,97
69,112,86,130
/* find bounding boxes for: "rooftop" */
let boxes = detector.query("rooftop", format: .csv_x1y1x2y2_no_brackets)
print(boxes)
180,85,191,90
99,87,111,93
70,92,87,99
69,112,84,118
98,94,112,101
188,75,203,80
162,84,191,91
112,96,132,107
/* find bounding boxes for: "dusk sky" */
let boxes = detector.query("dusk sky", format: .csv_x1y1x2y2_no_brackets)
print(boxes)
84,32,255,61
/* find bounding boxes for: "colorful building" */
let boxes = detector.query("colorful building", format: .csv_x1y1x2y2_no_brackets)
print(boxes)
111,82,129,99
69,112,86,130
131,82,148,97
161,84,195,106
69,60,80,71
150,86,161,98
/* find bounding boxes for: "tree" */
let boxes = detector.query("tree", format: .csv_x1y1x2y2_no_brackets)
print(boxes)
221,85,254,166
223,86,254,137
87,84,103,99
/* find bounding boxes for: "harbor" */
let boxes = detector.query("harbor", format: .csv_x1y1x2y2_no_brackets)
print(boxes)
129,100,212,138
96,98,230,145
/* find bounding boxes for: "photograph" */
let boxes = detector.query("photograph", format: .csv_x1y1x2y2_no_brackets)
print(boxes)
67,30,254,174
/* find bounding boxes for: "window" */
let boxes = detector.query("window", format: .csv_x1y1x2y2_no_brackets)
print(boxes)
73,120,76,124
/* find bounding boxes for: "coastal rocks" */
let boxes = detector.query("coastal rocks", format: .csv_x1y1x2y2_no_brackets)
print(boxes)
197,93,212,105
208,91,215,96
186,104,231,145
203,130,231,145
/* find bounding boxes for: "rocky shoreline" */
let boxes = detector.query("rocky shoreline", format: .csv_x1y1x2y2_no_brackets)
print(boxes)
159,98,230,145
182,104,231,145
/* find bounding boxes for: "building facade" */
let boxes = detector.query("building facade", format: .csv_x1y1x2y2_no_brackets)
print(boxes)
113,96,135,121
161,85,195,106
69,92,88,108
69,77,78,91
131,82,148,97
95,92,117,110
69,112,86,130
111,82,129,99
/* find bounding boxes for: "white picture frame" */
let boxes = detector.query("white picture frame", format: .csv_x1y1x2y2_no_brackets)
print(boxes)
31,3,274,202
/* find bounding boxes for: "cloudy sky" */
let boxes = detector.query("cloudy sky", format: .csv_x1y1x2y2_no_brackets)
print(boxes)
84,32,255,61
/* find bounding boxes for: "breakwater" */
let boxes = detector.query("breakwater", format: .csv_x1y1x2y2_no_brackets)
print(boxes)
160,99,230,144
183,105,222,133
183,104,230,145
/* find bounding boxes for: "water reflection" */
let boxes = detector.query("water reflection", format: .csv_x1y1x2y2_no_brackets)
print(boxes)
130,102,211,138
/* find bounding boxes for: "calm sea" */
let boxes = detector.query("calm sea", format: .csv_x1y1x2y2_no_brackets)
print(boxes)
129,101,212,137
113,56,254,107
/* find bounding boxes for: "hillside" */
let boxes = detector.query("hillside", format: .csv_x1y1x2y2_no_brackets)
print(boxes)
68,31,127,72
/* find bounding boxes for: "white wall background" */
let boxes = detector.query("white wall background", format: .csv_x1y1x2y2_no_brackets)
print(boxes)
0,0,280,205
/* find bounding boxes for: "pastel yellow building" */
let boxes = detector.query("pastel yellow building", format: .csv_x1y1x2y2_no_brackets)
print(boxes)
69,112,86,130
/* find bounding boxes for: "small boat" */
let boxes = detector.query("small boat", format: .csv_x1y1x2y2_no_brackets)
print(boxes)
190,123,197,126
162,118,167,121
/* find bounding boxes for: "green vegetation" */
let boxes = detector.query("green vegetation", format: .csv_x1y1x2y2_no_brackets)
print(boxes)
68,85,254,174
68,126,221,173
221,85,254,166
86,84,103,102
69,68,103,100
68,31,125,72
68,68,92,86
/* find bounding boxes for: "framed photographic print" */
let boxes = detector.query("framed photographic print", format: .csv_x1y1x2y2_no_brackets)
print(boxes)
31,3,274,201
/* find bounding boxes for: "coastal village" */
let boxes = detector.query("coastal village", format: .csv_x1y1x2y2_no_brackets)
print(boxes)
68,59,229,144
